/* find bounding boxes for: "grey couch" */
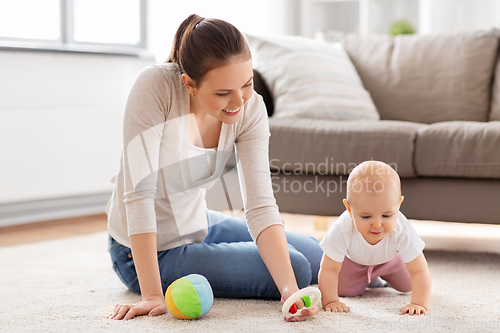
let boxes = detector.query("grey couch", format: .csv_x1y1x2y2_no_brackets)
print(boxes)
251,29,500,225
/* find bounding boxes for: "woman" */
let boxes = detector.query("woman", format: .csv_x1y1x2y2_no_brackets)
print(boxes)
106,14,322,322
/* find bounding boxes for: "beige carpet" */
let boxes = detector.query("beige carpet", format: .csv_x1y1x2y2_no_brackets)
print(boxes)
1,231,500,332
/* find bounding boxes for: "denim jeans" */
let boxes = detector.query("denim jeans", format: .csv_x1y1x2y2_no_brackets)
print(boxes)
109,209,322,300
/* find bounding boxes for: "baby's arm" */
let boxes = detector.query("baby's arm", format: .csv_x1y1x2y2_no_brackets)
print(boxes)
400,253,431,315
318,254,350,313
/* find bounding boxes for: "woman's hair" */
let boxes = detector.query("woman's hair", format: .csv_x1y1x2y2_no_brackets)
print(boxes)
166,14,251,86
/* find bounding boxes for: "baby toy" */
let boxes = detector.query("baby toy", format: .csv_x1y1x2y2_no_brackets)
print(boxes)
165,274,214,319
282,286,321,318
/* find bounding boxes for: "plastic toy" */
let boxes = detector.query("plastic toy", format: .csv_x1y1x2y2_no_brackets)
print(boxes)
282,286,321,318
165,274,214,319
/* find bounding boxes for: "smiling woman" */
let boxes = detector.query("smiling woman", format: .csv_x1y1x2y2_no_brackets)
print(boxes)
184,58,254,128
168,14,254,145
105,14,323,322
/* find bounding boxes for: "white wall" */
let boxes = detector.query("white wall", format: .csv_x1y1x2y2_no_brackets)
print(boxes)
301,0,500,36
0,50,152,225
426,0,500,34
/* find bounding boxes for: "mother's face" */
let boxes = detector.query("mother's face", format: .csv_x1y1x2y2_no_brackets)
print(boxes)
184,56,254,125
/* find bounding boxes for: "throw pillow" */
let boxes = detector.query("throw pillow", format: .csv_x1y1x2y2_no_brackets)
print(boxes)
316,29,500,123
245,33,379,121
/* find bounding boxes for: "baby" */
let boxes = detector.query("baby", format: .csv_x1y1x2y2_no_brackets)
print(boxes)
318,161,431,315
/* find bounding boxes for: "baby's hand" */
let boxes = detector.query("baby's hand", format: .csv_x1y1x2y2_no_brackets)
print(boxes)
400,303,427,315
324,301,350,313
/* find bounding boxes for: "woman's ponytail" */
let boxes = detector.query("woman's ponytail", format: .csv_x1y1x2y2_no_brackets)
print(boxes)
165,14,250,85
166,14,204,63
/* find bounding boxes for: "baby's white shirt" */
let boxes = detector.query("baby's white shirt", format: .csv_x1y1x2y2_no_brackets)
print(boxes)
319,210,425,266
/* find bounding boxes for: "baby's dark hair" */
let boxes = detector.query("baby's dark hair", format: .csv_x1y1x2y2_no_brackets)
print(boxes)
166,14,251,86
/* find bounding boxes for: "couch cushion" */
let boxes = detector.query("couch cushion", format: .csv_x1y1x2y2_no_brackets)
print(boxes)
415,121,500,178
316,29,500,124
245,33,379,121
268,118,426,178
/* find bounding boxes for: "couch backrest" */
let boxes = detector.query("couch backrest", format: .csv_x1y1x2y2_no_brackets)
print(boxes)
316,29,500,124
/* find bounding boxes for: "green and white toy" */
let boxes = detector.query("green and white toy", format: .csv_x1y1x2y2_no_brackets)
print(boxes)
282,286,321,318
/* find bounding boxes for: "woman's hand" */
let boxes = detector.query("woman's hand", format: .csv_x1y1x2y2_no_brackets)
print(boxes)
111,233,167,320
281,287,319,322
254,225,319,322
110,295,167,320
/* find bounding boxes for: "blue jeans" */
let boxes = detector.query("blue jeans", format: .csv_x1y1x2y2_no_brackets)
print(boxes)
109,209,322,300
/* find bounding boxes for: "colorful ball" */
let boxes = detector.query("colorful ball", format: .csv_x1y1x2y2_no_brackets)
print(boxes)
165,274,214,320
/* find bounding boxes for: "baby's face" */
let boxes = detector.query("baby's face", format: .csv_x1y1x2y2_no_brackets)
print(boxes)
345,186,403,245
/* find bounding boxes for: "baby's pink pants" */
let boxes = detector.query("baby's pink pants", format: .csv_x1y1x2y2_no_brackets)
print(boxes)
338,255,412,297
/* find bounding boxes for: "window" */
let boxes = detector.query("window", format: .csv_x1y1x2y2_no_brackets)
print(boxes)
72,0,142,45
0,0,147,56
0,0,61,41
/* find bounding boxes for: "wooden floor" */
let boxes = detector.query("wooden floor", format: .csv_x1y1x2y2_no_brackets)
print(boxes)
0,213,108,247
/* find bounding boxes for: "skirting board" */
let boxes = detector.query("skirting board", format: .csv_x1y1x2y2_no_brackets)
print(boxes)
0,192,111,227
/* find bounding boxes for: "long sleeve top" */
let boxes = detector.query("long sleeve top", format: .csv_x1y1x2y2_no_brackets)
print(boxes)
106,63,283,251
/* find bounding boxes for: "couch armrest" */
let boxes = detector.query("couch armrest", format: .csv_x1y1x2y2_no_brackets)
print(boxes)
253,69,274,117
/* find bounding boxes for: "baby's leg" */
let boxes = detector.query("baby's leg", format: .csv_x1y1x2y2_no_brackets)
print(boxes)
374,255,412,293
337,257,370,297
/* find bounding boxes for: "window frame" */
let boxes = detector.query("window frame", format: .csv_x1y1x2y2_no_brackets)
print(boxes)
0,0,149,57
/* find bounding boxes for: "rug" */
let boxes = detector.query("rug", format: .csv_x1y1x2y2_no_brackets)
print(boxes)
1,231,499,332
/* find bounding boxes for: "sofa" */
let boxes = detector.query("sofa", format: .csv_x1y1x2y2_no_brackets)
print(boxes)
246,29,500,225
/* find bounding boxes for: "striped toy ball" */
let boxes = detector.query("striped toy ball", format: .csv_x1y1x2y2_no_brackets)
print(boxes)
165,274,214,319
